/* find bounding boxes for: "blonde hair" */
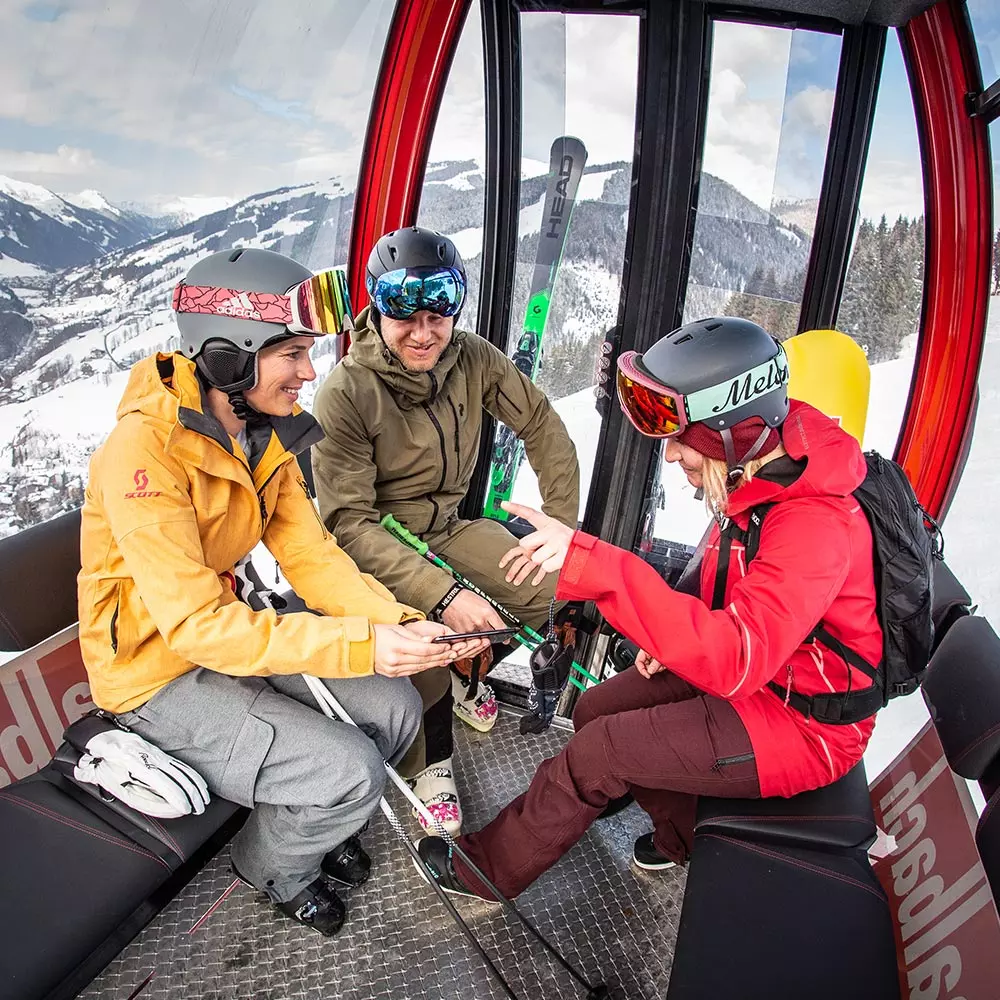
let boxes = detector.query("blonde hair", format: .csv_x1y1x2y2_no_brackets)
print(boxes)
701,448,785,521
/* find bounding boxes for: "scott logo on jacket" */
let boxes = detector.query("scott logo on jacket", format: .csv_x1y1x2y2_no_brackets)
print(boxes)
124,468,163,499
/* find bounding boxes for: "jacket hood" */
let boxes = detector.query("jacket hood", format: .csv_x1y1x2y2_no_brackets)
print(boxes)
347,304,467,406
116,352,321,461
726,399,867,518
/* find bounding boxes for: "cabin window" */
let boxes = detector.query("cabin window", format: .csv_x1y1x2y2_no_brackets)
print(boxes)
967,0,1000,91
939,116,1000,636
416,0,486,336
0,0,396,538
500,11,641,521
835,32,924,459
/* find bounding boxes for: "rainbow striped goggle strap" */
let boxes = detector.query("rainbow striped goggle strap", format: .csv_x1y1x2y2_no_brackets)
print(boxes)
172,268,353,336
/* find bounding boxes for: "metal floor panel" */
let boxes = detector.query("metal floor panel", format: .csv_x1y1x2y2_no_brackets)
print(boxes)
82,712,684,1000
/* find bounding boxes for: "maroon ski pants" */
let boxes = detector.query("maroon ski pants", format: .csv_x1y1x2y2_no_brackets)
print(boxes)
455,667,761,898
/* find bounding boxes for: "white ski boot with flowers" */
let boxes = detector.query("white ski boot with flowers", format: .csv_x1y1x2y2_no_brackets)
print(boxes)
410,757,463,836
451,669,498,733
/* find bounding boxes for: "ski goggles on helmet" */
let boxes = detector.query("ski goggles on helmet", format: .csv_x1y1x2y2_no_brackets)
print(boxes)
172,267,353,336
616,345,788,438
367,265,466,320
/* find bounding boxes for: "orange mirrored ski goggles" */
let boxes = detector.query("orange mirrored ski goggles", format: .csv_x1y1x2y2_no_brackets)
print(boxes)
616,346,788,438
172,268,353,336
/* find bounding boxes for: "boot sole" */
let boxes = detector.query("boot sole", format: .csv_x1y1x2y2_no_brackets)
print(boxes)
410,854,503,903
452,706,498,733
631,855,677,872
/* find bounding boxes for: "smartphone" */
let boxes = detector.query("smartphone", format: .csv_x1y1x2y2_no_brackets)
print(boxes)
432,626,520,644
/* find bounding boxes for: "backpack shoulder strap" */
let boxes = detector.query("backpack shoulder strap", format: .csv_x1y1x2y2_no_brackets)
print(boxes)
710,502,776,611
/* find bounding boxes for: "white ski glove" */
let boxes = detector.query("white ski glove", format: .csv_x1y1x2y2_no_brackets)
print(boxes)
73,729,210,819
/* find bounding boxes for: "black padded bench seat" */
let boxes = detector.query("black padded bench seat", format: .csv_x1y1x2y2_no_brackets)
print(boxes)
667,763,899,1000
0,510,244,1000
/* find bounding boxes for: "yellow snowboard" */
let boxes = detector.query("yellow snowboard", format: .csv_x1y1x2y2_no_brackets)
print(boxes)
784,328,870,445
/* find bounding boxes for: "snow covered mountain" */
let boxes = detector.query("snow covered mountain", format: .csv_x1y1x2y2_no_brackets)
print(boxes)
0,159,817,536
0,175,160,270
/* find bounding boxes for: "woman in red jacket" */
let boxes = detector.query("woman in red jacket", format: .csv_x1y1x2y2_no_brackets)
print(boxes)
416,316,883,900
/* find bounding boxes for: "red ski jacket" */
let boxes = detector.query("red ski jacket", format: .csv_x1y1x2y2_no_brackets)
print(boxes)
557,401,882,798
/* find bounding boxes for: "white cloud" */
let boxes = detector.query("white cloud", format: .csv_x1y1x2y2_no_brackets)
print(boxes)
0,144,100,176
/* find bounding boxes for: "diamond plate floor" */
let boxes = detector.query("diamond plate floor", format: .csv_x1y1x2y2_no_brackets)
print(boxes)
82,711,684,1000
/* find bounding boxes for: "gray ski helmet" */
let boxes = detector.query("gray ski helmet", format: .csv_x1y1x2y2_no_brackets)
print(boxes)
174,247,314,393
637,316,789,431
366,226,466,314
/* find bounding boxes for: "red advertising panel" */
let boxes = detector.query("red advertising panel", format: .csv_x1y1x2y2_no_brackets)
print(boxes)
0,626,92,788
870,722,1000,999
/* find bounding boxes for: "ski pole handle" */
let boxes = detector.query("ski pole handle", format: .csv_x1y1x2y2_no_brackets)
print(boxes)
381,514,430,557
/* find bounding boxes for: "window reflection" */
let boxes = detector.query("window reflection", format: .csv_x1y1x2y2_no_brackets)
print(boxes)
0,0,396,536
501,12,640,516
417,0,486,334
684,22,841,337
967,0,1000,87
836,33,924,457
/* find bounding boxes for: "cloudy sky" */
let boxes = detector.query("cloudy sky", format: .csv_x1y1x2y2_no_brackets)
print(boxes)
0,0,998,224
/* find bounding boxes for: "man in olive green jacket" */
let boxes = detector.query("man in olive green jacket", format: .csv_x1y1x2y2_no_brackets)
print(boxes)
312,227,579,833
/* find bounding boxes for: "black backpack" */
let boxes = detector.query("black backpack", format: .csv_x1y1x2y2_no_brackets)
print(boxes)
715,451,942,725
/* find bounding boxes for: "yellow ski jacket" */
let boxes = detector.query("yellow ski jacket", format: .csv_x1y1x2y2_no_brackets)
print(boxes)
78,352,420,713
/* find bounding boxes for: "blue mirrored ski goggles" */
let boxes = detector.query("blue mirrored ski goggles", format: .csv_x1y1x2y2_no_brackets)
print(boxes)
367,266,466,320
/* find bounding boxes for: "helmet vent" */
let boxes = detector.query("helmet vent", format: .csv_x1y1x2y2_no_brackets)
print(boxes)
704,321,722,332
674,333,693,345
228,249,244,262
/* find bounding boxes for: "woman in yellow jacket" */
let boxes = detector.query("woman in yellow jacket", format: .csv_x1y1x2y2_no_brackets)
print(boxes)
77,247,486,937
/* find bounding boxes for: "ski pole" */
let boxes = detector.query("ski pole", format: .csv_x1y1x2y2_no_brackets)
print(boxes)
381,515,596,691
302,675,608,1000
301,676,520,1000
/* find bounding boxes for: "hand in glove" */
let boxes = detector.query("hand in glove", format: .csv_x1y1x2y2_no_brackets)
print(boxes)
72,728,210,819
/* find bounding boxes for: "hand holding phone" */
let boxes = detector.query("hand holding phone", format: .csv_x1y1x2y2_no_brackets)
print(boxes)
431,626,519,644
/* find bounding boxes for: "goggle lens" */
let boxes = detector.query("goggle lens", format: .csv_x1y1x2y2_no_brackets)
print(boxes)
292,269,352,335
616,367,684,437
368,266,466,320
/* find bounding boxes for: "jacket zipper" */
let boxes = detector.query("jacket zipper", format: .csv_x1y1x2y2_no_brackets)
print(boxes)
422,402,449,533
110,599,119,654
256,465,284,533
447,397,462,462
713,752,755,770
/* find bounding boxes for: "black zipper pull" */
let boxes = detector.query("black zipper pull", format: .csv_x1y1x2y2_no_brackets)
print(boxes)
259,494,268,527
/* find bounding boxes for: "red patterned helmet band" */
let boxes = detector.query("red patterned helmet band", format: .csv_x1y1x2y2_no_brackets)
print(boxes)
172,284,292,325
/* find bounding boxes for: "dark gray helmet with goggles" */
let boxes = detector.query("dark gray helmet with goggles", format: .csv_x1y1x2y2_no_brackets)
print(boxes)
172,247,351,394
366,226,467,320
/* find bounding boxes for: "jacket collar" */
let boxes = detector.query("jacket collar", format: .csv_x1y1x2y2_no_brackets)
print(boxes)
117,353,321,487
724,400,868,519
346,305,466,406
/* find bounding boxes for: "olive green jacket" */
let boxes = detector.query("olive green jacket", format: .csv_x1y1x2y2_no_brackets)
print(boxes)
312,307,580,611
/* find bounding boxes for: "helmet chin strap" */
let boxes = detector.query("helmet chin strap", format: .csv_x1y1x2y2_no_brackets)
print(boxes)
721,425,774,489
226,388,270,430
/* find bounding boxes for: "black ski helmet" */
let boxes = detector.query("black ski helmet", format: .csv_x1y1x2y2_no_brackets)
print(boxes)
365,226,466,316
637,316,789,472
175,247,314,393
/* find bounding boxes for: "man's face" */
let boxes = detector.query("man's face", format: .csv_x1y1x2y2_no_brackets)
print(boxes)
244,335,316,416
379,310,454,372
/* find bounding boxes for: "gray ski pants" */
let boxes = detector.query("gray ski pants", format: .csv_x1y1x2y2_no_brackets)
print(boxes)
117,666,422,903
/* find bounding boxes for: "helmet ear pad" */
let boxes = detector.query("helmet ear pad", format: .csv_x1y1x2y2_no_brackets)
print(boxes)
195,339,258,393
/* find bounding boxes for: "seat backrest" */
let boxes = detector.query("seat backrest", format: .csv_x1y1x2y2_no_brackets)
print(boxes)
0,508,82,651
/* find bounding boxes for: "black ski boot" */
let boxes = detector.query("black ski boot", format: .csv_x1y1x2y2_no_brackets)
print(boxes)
415,837,499,901
276,877,347,936
321,834,371,887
